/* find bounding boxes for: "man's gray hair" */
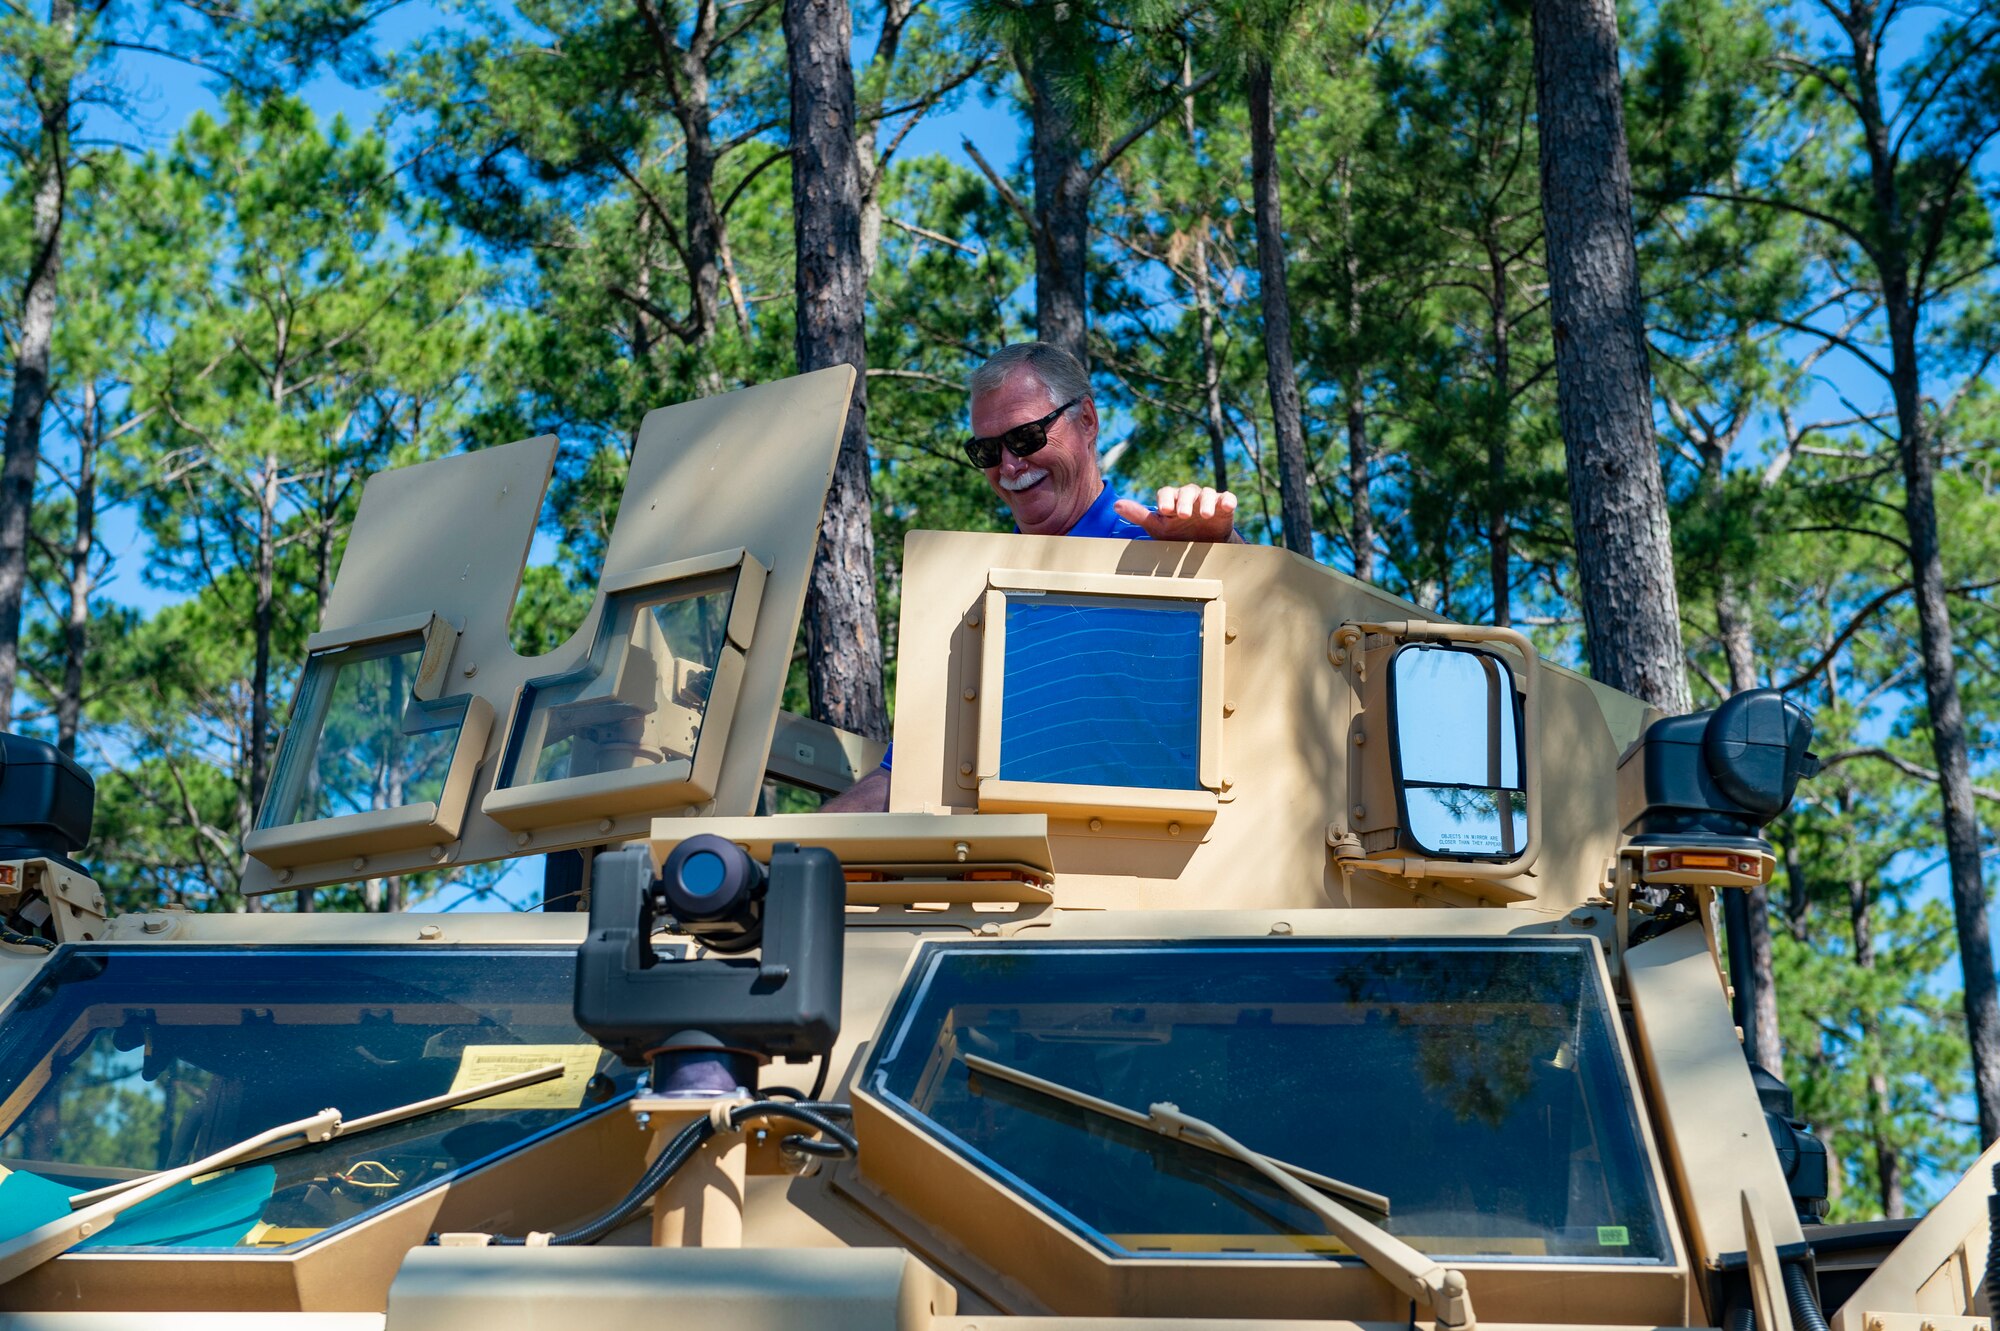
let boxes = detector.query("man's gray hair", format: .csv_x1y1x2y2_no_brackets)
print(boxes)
969,342,1092,409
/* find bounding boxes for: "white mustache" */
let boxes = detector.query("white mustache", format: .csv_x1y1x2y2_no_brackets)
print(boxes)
999,468,1048,493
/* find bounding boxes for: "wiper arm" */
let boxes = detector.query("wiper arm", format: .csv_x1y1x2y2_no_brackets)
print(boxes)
0,1061,566,1287
962,1052,1389,1214
964,1055,1477,1331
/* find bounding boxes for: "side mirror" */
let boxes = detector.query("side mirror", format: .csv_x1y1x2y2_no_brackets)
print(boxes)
1391,644,1527,859
1337,620,1541,890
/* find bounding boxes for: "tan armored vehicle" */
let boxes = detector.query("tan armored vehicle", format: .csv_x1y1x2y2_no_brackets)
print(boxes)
0,368,1990,1331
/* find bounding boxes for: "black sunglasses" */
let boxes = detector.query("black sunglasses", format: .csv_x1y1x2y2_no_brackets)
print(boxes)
963,398,1081,469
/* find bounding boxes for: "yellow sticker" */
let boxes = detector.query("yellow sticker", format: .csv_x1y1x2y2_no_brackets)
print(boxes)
448,1044,602,1110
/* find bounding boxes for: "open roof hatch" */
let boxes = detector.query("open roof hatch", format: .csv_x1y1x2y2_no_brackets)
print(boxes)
241,367,856,896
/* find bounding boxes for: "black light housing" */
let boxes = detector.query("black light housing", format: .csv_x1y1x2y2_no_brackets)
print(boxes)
1617,688,1821,850
0,732,94,865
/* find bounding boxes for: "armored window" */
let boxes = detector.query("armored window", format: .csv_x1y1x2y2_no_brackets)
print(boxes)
246,615,492,871
268,639,462,823
483,551,765,831
863,938,1673,1266
0,946,640,1255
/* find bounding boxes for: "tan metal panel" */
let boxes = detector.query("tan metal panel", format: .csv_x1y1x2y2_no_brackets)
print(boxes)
242,368,853,897
320,436,555,638
383,1248,952,1331
1828,1134,2000,1331
1624,923,1806,1272
888,530,1629,914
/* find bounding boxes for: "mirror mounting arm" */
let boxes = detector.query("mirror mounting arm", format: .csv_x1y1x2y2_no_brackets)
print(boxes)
1340,620,1542,885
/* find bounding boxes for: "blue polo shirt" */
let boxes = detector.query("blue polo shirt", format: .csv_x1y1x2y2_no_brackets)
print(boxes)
876,483,1152,773
1060,482,1154,540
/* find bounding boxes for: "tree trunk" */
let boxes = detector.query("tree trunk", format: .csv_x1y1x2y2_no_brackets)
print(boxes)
1180,52,1229,493
1193,235,1229,493
0,0,75,732
854,0,914,289
242,461,278,916
1717,580,1783,1075
1337,157,1373,582
787,0,889,742
1023,45,1090,362
1849,872,1903,1217
1887,296,1998,1143
1529,0,1690,713
56,383,96,756
1486,236,1513,626
1869,1065,1903,1220
1248,56,1312,557
1346,387,1373,580
1839,6,2000,1145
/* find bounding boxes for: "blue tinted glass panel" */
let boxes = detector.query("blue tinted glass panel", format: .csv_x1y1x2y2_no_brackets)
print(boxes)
0,946,641,1254
999,597,1202,790
866,939,1673,1264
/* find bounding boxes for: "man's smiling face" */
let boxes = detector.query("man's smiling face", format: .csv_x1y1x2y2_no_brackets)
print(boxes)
972,367,1102,536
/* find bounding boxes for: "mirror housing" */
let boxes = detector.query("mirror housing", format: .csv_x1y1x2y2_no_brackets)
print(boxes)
1335,620,1541,892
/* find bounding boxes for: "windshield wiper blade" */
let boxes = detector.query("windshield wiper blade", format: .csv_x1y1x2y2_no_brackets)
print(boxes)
0,1061,566,1287
964,1055,1478,1331
64,1060,572,1211
962,1052,1389,1214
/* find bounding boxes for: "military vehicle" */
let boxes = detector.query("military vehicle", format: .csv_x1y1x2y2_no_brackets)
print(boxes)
0,366,1990,1331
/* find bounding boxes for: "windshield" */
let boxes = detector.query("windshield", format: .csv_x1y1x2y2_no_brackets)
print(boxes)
865,938,1671,1264
0,946,633,1253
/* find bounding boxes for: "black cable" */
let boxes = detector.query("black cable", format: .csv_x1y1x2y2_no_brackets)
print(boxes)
461,1100,855,1248
807,1051,831,1102
1783,1262,1831,1331
1725,1304,1755,1331
1,929,54,952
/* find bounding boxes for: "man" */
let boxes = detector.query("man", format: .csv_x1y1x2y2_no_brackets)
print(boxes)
821,342,1240,812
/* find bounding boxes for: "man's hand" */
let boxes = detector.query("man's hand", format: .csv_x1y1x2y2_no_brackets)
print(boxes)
1113,484,1245,544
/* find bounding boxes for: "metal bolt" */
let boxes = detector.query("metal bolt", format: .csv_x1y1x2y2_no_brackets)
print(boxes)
966,611,980,628
352,857,367,871
430,846,447,862
1352,804,1366,819
1088,818,1103,832
1223,699,1236,716
1168,822,1181,836
1270,921,1293,936
277,869,293,884
1353,730,1366,745
462,663,478,678
959,761,973,776
978,921,1001,937
515,832,531,846
418,924,443,940
141,916,172,934
962,686,976,701
598,818,614,833
954,841,970,863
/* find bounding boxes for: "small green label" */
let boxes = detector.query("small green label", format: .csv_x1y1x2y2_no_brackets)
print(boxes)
1597,1225,1630,1247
